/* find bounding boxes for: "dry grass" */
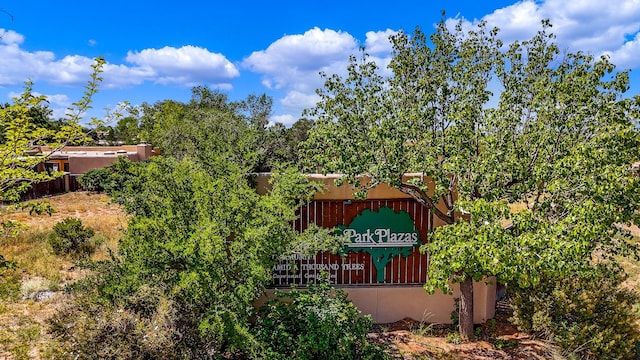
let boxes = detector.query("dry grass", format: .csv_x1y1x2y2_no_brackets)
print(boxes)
0,191,126,359
1,192,127,265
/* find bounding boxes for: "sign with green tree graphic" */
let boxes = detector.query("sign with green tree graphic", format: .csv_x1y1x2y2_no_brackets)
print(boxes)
338,207,419,282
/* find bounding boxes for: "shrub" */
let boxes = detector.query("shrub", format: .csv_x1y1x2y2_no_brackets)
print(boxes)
48,218,96,257
51,159,344,357
254,276,389,359
445,331,461,345
15,201,55,216
509,269,640,359
78,167,110,192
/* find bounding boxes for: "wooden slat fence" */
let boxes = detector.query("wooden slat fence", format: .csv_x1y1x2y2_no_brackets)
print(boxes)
19,175,81,201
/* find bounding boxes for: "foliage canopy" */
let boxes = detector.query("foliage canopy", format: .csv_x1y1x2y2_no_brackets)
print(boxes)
53,153,341,357
137,86,313,172
301,18,640,343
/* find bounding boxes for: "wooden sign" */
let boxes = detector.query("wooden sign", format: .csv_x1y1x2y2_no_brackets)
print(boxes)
271,199,432,286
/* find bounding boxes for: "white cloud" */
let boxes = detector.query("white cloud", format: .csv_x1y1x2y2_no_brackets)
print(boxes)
0,43,104,87
479,1,542,42
0,43,58,85
125,45,239,87
270,114,297,127
245,27,357,71
88,39,97,46
1,52,90,85
364,29,397,54
0,29,24,45
243,27,359,91
244,27,397,122
6,91,71,120
43,93,71,107
604,32,640,69
46,94,72,120
45,55,96,85
101,63,156,88
280,90,320,113
0,31,240,91
452,0,640,68
6,91,21,100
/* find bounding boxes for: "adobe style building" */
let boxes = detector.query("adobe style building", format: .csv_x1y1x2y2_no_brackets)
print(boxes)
21,144,156,198
255,173,496,325
32,144,155,175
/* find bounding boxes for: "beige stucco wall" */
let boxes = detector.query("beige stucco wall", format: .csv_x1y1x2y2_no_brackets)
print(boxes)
254,173,455,226
38,144,155,175
255,173,431,199
39,144,152,158
262,279,496,324
68,154,137,175
346,280,495,324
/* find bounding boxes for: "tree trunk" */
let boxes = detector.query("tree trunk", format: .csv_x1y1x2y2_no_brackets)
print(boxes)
459,276,474,341
397,183,454,224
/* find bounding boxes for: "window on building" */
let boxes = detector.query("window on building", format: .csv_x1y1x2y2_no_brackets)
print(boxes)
44,162,59,174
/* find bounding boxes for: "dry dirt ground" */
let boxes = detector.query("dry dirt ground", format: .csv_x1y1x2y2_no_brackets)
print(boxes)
369,309,562,360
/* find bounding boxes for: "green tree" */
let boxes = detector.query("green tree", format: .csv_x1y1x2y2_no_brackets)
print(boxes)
0,57,129,291
242,93,272,130
51,156,339,357
287,118,314,147
0,84,57,201
112,116,139,144
285,117,315,167
139,86,305,172
301,18,640,343
138,87,257,170
0,100,54,141
0,57,109,201
240,95,316,171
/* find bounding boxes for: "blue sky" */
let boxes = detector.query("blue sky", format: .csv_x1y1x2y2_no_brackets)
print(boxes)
1,1,639,126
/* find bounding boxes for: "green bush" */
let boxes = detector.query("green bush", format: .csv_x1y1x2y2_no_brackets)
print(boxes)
78,157,146,194
78,167,110,192
509,269,640,359
48,218,96,257
50,277,247,359
51,159,340,358
15,201,55,216
254,276,389,359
